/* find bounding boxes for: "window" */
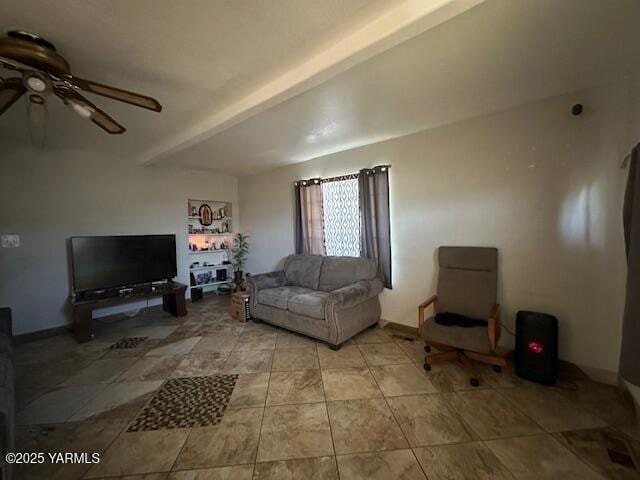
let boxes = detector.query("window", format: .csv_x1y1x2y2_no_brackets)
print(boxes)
321,177,360,257
295,165,391,287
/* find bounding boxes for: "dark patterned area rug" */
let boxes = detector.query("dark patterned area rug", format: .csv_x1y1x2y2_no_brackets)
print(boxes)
127,375,238,432
109,337,149,350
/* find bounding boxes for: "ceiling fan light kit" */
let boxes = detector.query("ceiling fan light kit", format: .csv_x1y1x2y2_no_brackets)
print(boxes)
0,30,162,144
64,96,94,120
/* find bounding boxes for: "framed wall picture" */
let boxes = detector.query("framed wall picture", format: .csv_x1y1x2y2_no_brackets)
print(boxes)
199,204,213,226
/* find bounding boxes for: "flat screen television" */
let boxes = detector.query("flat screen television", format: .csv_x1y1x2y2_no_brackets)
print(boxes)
70,234,177,293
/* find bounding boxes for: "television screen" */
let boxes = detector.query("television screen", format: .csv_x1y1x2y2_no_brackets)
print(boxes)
70,235,177,292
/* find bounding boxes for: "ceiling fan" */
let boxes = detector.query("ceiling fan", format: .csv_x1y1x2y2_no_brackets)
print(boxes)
0,30,162,145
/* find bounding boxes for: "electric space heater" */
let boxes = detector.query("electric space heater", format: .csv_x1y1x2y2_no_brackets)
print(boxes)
514,311,558,385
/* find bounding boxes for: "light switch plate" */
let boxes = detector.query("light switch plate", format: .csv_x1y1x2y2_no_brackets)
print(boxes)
1,235,20,248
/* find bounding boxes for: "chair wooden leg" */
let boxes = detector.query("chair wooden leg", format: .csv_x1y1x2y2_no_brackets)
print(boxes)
425,340,457,353
459,352,481,387
424,350,458,371
465,351,507,367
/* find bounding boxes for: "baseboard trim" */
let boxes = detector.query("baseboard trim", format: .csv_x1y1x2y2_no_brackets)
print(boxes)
382,321,418,337
383,322,619,385
13,325,70,344
577,364,618,386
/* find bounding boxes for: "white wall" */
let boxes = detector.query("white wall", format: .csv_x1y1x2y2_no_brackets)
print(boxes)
239,81,631,375
0,145,238,335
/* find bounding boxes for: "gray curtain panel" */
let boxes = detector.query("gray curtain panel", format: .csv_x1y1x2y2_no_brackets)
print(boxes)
621,143,640,385
294,179,325,255
359,166,392,288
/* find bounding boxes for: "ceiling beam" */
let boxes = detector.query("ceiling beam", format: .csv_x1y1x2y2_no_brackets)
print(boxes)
139,0,485,166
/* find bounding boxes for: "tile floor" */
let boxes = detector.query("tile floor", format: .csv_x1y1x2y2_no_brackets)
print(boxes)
14,295,639,479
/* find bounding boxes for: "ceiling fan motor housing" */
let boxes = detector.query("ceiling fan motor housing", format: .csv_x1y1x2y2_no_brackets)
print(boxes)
0,31,70,76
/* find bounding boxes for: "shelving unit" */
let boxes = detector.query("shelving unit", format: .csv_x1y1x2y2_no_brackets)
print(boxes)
188,199,234,294
190,264,231,272
189,249,230,254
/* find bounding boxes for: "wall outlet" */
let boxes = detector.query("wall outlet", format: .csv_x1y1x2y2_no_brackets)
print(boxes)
1,235,20,248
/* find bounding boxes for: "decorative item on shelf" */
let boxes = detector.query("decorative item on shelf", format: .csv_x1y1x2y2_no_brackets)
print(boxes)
230,232,249,292
190,262,200,269
190,205,198,217
188,224,193,234
190,272,196,287
216,269,227,281
199,204,213,226
218,283,232,295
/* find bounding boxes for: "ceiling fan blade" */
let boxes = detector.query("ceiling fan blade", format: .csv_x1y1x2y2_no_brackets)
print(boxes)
55,87,125,134
0,77,26,115
27,93,47,147
90,106,126,134
65,76,162,112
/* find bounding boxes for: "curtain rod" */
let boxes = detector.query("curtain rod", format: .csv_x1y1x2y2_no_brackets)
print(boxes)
322,173,358,183
296,165,391,185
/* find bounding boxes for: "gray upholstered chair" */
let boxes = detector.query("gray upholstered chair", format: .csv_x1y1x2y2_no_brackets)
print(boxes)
418,247,505,387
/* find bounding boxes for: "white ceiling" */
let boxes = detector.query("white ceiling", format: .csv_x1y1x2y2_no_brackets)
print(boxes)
0,0,402,152
160,0,640,175
2,0,640,176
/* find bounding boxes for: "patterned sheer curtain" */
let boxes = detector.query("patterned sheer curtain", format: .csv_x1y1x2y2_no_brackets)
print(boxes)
322,175,360,257
294,178,325,255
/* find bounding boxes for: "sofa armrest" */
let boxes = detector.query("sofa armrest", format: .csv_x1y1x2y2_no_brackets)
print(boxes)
246,271,286,315
327,278,384,311
247,271,286,292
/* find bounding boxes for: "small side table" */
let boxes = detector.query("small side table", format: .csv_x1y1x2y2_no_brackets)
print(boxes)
230,291,251,322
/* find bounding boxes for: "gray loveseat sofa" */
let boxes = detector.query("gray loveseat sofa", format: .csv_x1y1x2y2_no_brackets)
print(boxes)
247,255,384,349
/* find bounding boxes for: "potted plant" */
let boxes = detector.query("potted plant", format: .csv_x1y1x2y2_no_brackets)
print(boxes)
230,233,249,286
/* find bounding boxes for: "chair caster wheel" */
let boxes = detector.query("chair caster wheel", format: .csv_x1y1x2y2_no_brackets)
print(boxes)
423,363,431,371
493,366,502,373
424,345,431,353
470,378,480,387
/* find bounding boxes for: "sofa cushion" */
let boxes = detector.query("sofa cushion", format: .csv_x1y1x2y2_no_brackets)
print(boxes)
283,255,323,289
318,256,378,292
257,286,314,310
288,291,330,319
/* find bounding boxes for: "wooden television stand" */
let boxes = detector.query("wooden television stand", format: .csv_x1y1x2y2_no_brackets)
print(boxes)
70,281,187,342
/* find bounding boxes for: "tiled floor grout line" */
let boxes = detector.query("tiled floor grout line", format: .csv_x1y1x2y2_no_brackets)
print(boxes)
78,415,130,479
486,385,612,477
166,425,194,475
365,361,431,479
15,306,634,479
491,384,560,434
253,370,271,467
317,349,341,479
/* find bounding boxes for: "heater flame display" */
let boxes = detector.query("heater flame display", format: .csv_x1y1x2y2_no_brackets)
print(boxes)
528,340,544,354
